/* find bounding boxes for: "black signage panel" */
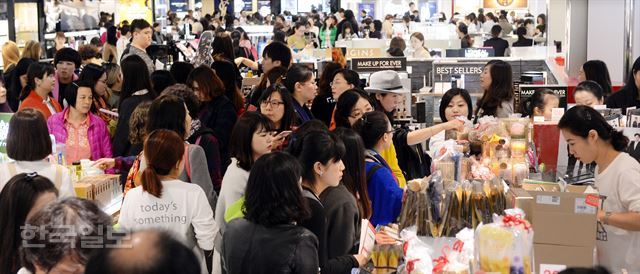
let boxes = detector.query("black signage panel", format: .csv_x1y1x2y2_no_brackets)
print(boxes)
517,85,568,111
351,57,407,72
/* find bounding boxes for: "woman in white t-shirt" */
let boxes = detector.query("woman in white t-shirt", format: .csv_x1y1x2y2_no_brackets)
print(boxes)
118,129,216,274
558,105,640,272
0,109,74,198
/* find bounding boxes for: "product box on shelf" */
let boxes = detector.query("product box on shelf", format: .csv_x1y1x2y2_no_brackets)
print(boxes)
74,174,122,208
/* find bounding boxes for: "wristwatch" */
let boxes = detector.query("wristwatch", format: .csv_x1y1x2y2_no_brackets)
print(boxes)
603,211,612,225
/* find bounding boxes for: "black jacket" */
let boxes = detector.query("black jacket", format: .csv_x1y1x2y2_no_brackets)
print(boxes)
3,66,17,111
299,189,327,271
198,95,237,166
512,38,534,47
319,185,360,274
606,86,640,114
483,37,509,57
188,127,224,192
112,93,154,157
222,218,319,274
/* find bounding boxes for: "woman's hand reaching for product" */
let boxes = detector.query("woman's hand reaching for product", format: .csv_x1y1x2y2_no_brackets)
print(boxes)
234,57,245,67
92,158,115,170
375,230,397,245
445,118,465,132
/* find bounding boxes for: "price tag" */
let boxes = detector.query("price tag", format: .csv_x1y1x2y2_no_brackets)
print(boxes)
540,264,566,274
585,194,600,207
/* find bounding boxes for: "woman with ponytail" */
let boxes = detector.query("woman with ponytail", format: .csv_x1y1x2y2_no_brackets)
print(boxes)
284,64,317,125
119,129,216,274
558,105,640,272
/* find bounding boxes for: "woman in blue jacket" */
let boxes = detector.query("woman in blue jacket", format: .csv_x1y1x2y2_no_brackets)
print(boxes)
353,111,404,226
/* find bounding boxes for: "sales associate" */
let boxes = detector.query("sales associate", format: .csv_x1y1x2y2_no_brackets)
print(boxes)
367,70,463,181
558,105,640,272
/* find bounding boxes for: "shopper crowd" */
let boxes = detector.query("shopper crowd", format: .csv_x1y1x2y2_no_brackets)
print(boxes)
0,4,638,274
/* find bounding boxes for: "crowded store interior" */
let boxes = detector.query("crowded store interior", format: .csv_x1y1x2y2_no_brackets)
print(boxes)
1,0,640,273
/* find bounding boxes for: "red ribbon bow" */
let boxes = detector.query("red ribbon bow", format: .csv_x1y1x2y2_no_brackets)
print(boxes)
432,255,448,274
502,214,532,231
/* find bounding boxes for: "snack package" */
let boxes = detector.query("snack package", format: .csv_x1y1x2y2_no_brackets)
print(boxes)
373,244,404,273
475,209,533,274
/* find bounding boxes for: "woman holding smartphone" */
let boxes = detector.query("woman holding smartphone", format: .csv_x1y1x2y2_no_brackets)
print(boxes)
258,84,297,149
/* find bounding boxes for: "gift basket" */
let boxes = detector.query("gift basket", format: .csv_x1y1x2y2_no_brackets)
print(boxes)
475,209,533,274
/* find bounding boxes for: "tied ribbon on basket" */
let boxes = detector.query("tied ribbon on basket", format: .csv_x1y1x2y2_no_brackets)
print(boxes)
406,258,421,273
502,214,531,231
432,240,464,273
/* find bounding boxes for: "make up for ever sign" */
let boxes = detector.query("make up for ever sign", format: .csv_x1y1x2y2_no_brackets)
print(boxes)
351,57,407,72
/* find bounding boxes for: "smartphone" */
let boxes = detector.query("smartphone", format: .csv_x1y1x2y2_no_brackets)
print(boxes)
275,130,292,139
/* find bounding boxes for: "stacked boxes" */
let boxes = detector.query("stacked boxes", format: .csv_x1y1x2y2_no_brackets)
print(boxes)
74,174,122,208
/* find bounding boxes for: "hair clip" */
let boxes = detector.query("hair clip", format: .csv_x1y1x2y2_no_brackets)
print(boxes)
24,172,38,181
585,112,592,121
71,82,79,88
362,114,370,125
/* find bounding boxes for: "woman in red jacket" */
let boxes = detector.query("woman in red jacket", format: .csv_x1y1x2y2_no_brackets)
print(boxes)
18,63,62,119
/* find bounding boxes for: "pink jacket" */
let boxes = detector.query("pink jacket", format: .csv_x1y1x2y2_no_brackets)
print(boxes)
53,72,79,102
47,108,113,161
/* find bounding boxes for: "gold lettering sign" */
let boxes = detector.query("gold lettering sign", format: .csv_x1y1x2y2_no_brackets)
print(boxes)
346,48,383,58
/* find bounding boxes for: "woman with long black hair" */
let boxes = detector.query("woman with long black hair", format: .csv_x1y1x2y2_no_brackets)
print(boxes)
113,54,157,157
476,60,514,119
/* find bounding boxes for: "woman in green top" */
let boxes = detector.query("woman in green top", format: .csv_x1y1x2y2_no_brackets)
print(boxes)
319,15,338,48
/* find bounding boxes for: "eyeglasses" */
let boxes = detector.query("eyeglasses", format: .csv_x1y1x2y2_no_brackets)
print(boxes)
260,100,285,108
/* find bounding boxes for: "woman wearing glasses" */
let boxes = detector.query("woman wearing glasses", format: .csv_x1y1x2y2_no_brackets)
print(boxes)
329,69,361,130
258,84,297,150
